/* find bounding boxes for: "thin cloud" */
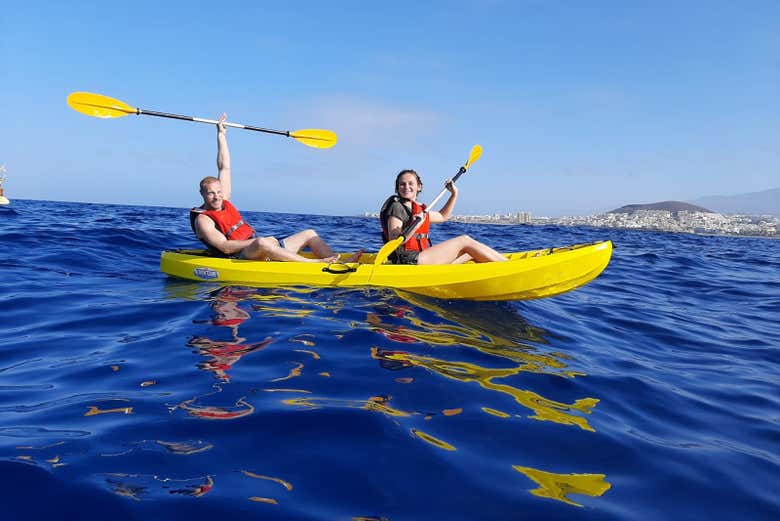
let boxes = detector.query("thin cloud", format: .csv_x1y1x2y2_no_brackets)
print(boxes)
286,96,446,148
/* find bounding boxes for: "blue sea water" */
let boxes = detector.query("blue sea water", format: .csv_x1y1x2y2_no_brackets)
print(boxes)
0,199,778,521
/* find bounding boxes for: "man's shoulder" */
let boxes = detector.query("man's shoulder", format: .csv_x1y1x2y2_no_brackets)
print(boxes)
193,212,216,230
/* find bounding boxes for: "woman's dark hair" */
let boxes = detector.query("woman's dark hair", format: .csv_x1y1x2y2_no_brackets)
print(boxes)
395,169,422,194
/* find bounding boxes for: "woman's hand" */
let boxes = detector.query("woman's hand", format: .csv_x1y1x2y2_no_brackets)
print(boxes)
444,179,458,196
217,113,227,135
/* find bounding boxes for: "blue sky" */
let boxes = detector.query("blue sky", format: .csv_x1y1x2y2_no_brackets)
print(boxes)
2,1,778,216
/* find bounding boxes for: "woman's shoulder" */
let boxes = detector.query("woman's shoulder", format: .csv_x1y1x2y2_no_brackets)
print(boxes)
380,195,407,212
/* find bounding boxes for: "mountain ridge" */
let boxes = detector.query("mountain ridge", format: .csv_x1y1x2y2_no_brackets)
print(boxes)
688,187,779,215
609,201,714,214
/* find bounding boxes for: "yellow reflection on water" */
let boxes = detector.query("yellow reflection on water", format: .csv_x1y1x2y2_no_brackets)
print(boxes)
294,349,320,359
251,304,315,318
365,311,583,379
482,407,511,418
84,405,133,416
290,334,316,347
411,429,456,451
282,394,413,418
371,348,598,431
14,442,68,469
271,362,304,382
249,497,278,504
512,465,611,507
242,470,294,491
394,292,550,344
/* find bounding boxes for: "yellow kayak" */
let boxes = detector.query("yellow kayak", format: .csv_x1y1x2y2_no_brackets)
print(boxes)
160,240,612,301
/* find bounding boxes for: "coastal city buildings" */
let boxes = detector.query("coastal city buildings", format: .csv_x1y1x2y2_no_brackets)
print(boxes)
536,210,778,237
363,209,779,237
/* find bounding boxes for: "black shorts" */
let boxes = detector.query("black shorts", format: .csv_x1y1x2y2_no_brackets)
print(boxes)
389,250,419,265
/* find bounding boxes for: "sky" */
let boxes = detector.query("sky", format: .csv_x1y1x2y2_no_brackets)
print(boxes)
2,1,779,217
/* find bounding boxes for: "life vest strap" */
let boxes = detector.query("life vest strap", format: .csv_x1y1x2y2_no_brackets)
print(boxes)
225,220,247,238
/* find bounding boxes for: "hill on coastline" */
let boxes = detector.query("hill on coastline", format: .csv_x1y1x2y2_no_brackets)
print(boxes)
609,201,715,214
689,188,780,215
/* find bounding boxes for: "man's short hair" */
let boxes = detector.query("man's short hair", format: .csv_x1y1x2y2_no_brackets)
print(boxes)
199,176,220,193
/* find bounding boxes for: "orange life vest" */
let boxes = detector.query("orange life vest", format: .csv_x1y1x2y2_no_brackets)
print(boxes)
379,196,431,251
190,199,255,245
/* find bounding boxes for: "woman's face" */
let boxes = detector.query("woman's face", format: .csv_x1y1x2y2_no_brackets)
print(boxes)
396,173,421,200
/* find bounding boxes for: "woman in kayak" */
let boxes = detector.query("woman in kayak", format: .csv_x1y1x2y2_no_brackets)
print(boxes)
191,114,343,262
380,170,508,265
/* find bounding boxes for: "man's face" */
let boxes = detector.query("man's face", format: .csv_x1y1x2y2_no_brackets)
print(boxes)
201,181,223,210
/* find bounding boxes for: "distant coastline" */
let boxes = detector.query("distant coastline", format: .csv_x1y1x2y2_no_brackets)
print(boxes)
362,200,779,239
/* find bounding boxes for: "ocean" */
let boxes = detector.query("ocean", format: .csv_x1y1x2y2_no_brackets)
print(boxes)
1,199,778,520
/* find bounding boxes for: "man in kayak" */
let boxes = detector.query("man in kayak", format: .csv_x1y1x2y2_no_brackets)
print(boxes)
380,170,507,264
191,114,340,262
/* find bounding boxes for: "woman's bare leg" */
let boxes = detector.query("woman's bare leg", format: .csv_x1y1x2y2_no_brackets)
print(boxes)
417,235,506,264
452,253,473,264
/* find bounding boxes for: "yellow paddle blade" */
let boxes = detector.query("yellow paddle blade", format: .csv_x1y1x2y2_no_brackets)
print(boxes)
289,129,338,149
67,92,136,118
374,236,404,265
464,144,483,169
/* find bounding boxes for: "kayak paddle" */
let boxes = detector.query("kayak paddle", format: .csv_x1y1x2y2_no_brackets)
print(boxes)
373,145,483,265
67,92,337,149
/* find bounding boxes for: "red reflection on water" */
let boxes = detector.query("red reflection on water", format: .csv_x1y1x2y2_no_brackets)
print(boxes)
367,312,417,343
169,475,214,497
188,336,272,382
188,286,271,381
177,396,255,420
209,287,254,330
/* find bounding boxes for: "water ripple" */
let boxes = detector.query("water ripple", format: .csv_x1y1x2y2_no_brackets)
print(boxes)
0,200,778,520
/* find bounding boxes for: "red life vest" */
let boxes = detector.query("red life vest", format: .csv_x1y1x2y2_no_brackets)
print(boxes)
379,196,431,251
190,199,255,243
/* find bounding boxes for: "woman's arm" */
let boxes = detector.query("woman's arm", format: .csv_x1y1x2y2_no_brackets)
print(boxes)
429,180,458,223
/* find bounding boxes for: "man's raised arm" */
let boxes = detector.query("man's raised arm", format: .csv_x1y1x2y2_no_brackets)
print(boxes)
216,113,232,200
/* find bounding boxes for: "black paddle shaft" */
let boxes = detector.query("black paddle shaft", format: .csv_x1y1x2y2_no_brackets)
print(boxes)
137,109,289,136
451,165,468,183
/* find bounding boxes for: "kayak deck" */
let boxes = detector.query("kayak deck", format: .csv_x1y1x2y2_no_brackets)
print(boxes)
160,240,613,301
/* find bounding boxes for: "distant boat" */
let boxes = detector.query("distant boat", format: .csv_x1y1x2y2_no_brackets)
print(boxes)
0,165,9,206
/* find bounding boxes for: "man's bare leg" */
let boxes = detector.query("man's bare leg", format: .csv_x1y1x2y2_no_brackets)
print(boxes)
240,237,337,262
281,229,335,258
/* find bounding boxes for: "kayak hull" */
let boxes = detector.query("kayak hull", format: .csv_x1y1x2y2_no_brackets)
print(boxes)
160,240,613,301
